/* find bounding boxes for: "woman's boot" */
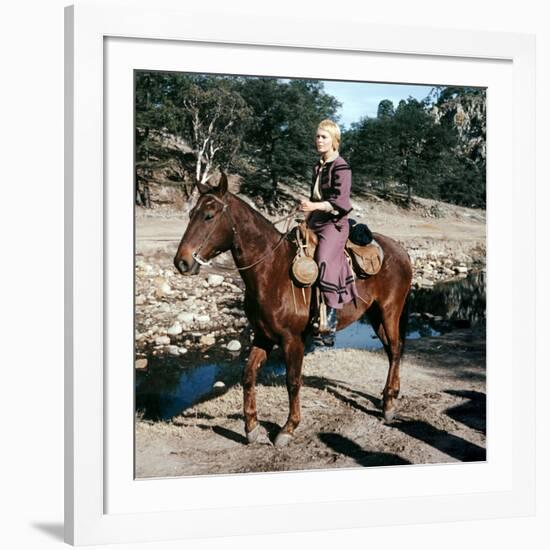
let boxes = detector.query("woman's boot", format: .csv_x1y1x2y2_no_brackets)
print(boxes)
321,306,338,346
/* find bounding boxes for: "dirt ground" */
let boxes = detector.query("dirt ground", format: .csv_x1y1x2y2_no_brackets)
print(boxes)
134,190,486,478
136,326,485,478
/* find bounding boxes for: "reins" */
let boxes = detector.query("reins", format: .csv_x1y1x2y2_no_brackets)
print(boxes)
191,194,300,271
234,207,299,271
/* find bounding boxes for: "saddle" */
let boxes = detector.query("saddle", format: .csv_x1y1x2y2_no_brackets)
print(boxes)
289,221,384,287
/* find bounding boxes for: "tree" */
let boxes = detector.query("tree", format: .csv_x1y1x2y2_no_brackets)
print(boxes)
377,99,395,120
238,78,340,194
135,72,168,207
237,77,291,190
392,98,437,202
344,116,397,191
172,76,252,187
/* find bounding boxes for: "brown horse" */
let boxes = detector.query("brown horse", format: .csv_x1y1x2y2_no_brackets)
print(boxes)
174,173,413,447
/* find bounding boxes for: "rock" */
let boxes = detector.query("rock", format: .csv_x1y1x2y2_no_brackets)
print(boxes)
207,274,224,287
178,346,188,355
164,345,180,357
167,322,183,336
156,281,172,297
195,314,211,324
213,381,226,389
226,340,241,351
154,335,171,346
454,266,469,274
177,312,195,324
199,334,216,347
135,295,146,305
135,358,148,370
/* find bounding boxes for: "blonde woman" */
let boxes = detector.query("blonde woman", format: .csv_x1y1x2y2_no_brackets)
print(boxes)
299,119,356,345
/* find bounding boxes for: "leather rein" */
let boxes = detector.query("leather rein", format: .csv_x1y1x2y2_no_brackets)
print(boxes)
191,194,299,271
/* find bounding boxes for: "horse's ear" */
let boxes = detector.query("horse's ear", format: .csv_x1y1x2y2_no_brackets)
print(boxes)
214,170,228,196
196,181,211,195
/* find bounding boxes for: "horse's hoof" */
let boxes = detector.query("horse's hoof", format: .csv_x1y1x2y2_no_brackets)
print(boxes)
383,407,396,423
274,432,293,448
246,425,271,445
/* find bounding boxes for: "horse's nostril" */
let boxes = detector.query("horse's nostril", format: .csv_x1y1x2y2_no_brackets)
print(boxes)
176,259,188,274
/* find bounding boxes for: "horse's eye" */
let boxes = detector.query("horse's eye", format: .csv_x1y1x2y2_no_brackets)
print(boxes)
204,212,214,221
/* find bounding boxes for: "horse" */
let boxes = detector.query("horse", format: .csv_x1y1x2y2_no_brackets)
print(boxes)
174,173,413,447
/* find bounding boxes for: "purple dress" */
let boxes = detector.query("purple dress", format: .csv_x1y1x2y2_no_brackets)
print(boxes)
307,155,357,309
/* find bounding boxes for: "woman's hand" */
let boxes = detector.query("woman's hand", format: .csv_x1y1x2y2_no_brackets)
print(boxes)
299,199,323,212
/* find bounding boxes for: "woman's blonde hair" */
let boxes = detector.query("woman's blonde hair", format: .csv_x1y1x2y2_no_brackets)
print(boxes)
317,119,341,151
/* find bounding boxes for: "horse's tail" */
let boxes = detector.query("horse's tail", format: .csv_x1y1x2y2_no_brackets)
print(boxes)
399,291,411,356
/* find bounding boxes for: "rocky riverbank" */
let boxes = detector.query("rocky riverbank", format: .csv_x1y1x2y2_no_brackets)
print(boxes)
134,242,485,362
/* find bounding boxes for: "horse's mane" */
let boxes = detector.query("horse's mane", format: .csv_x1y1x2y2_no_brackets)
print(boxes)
227,192,287,237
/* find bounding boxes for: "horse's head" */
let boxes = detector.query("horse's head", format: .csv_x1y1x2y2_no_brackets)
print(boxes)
173,172,234,276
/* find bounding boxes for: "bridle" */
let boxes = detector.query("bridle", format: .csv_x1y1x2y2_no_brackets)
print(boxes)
190,194,234,267
190,193,299,271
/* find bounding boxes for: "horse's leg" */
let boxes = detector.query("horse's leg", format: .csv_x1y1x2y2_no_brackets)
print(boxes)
274,334,305,448
244,337,273,444
367,303,389,349
380,304,404,422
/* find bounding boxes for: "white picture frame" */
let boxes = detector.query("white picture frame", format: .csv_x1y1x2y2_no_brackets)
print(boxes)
65,0,535,546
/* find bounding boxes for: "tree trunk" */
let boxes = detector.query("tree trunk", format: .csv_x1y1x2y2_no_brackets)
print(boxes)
143,182,151,208
269,140,277,192
271,170,278,192
136,183,143,207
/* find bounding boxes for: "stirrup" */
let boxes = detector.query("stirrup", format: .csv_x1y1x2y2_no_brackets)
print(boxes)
319,305,337,334
312,331,336,348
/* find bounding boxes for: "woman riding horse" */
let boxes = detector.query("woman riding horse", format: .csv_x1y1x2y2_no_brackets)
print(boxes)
174,152,412,446
299,120,356,346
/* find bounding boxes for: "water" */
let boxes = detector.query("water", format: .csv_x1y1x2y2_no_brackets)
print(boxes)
136,271,485,421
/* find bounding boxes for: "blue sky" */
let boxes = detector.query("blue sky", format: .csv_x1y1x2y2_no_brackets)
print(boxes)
320,80,435,128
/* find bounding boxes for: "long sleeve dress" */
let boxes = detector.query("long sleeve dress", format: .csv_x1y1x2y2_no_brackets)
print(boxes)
306,154,357,309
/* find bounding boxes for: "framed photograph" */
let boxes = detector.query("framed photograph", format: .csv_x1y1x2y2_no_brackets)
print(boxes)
65,0,535,545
